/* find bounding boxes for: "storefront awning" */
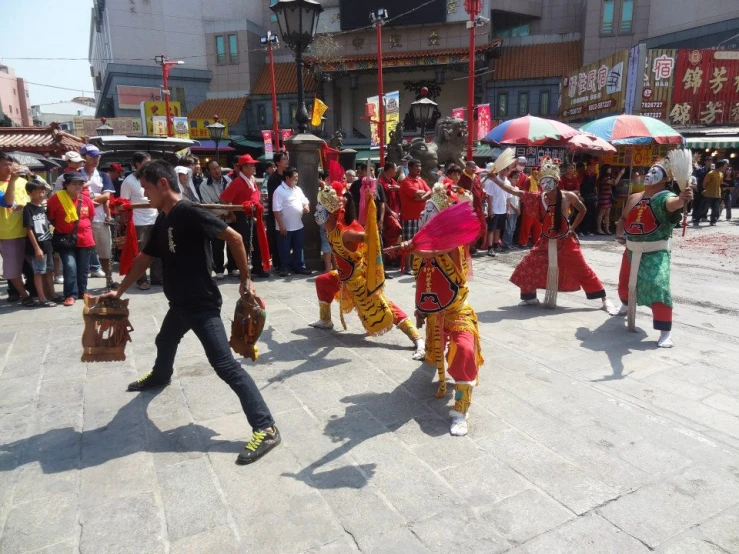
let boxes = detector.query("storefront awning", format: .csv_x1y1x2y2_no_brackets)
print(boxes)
352,149,380,163
231,138,265,149
190,140,235,152
685,136,739,149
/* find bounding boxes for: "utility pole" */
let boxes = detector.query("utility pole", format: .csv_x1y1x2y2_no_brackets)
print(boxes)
261,31,281,153
465,1,482,161
154,55,184,137
370,9,389,165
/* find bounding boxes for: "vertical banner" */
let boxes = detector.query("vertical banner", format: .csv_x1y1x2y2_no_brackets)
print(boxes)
384,91,400,144
451,107,466,119
641,49,677,120
280,129,293,150
311,98,329,127
262,130,274,161
476,104,492,140
366,95,380,147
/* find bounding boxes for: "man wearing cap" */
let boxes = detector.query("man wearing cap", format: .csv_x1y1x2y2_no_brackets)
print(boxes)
106,163,125,198
220,154,270,278
79,144,117,289
515,157,531,191
120,152,162,289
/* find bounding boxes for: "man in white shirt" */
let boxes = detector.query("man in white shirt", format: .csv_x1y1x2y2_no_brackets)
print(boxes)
120,152,162,289
272,167,312,277
79,144,117,288
484,163,510,257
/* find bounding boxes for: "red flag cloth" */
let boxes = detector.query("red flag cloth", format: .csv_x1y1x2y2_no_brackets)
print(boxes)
242,201,272,272
465,0,481,15
321,142,345,184
109,197,139,275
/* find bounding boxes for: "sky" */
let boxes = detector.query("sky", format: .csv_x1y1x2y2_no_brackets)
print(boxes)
1,0,95,107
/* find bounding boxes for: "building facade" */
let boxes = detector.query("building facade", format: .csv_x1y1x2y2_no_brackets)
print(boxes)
31,98,97,132
0,64,30,127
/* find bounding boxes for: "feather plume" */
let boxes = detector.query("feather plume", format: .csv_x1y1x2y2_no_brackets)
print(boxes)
411,202,480,252
667,148,692,192
491,147,516,175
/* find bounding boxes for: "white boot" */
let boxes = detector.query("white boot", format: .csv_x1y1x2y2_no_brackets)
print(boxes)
657,331,673,348
412,338,426,361
608,301,628,316
450,410,469,437
309,319,334,330
518,298,540,307
601,298,615,312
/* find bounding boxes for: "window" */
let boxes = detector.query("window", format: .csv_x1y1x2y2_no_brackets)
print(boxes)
602,0,614,34
258,105,267,127
12,88,16,96
494,23,530,39
170,86,187,113
216,35,226,64
228,34,238,63
540,91,550,116
270,0,277,22
620,0,634,33
497,93,508,118
518,92,529,115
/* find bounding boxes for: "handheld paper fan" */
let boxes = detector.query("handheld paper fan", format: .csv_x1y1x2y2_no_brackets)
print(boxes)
667,148,692,236
491,147,517,175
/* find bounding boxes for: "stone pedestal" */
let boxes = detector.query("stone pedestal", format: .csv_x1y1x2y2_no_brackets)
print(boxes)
284,132,324,270
338,149,357,172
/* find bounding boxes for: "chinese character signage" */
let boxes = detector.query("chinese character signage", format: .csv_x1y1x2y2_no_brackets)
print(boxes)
117,85,162,110
366,91,400,147
670,49,739,126
515,146,566,168
189,119,230,140
141,101,181,136
601,144,673,167
560,51,631,121
640,49,677,120
262,131,274,161
451,108,465,119
476,104,492,140
73,117,143,137
151,116,189,139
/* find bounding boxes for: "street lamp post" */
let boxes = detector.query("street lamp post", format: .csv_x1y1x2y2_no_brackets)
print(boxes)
96,117,114,137
370,9,388,165
154,54,184,137
260,31,281,153
270,0,324,134
410,90,438,139
207,115,226,166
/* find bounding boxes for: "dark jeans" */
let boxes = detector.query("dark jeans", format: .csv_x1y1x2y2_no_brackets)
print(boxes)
266,214,281,269
234,214,263,272
59,247,92,298
151,308,274,431
277,227,306,272
696,197,721,224
135,225,163,285
723,190,732,220
692,188,704,221
89,250,101,273
7,259,37,297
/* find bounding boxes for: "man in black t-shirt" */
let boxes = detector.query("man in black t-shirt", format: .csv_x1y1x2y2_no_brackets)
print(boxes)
102,160,279,465
265,152,289,270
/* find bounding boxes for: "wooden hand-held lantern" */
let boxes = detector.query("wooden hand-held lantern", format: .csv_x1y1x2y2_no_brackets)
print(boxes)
81,296,134,362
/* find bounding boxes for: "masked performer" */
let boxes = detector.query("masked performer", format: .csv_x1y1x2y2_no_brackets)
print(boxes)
492,158,614,310
403,183,483,437
609,158,693,348
309,183,425,360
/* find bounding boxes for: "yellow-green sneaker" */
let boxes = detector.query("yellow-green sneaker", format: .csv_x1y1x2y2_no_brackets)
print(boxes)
236,426,281,465
127,372,171,392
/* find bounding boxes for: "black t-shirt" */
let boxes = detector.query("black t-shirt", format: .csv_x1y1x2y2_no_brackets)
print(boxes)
142,200,228,312
22,203,53,255
349,178,386,221
266,171,284,217
580,174,597,199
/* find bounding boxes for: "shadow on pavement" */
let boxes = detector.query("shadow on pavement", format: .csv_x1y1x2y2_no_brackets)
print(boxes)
477,305,595,324
0,390,239,474
575,318,654,381
282,369,447,490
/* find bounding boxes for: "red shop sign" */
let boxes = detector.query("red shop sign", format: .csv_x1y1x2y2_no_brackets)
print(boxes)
670,49,739,126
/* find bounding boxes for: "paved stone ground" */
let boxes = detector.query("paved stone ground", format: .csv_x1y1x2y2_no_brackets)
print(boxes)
1,221,739,554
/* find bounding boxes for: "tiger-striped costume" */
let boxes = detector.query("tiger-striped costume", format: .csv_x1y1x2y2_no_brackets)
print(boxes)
313,222,420,342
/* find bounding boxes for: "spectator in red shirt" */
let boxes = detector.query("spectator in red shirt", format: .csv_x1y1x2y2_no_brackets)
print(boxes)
458,161,486,250
515,157,530,191
46,172,96,306
559,162,582,192
379,162,401,216
399,159,431,274
220,154,269,278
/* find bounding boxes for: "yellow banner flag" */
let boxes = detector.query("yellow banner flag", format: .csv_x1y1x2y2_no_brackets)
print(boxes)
365,189,385,295
311,98,328,127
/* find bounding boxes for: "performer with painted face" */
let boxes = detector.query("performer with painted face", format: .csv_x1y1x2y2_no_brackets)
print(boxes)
406,183,483,437
609,157,693,348
491,157,614,310
309,183,425,359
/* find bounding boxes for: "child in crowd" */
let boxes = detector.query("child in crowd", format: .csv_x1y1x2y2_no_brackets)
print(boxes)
23,179,58,307
503,170,521,250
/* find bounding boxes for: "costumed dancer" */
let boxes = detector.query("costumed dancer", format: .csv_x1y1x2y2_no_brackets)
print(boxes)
493,154,614,310
309,183,425,360
609,152,693,348
406,184,483,437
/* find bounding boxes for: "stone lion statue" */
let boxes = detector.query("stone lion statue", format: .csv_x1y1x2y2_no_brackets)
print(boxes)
434,117,468,168
408,138,439,188
328,130,344,150
386,121,406,166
